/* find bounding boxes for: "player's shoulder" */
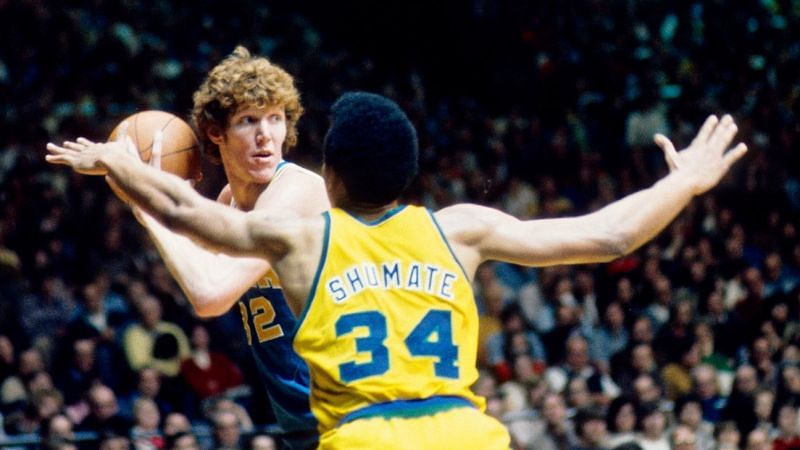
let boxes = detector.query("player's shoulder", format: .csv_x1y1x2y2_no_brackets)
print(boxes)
276,161,324,183
434,203,494,223
255,161,328,215
434,203,506,242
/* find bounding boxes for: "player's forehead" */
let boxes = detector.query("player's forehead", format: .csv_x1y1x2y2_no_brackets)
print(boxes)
231,103,286,117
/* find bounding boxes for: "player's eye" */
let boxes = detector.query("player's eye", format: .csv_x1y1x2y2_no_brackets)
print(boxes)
269,114,285,123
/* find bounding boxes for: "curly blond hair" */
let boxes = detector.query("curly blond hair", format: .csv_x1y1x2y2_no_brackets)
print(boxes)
191,46,304,163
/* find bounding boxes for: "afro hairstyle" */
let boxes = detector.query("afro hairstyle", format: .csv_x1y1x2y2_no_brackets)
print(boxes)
323,92,418,206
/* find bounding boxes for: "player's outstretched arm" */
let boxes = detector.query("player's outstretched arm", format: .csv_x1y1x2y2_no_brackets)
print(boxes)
46,135,292,262
438,114,747,276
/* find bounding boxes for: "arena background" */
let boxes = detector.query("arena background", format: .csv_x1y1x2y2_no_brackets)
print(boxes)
1,0,800,449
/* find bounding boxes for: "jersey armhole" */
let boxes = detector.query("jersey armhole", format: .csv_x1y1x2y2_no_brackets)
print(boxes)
292,211,331,336
426,209,471,282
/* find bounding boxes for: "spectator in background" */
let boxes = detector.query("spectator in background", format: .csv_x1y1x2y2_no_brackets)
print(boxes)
643,275,674,333
164,431,200,450
713,421,741,450
17,273,75,350
529,392,578,450
661,341,701,400
248,434,278,450
40,413,75,450
0,334,26,416
63,275,129,390
179,323,245,402
721,364,760,437
763,251,799,300
614,343,662,394
98,431,132,450
690,364,725,422
751,389,775,435
119,367,182,420
571,407,610,450
4,387,63,435
55,339,102,405
771,402,800,450
161,412,192,438
631,374,671,414
605,396,637,448
545,334,620,404
743,427,771,450
693,320,732,374
634,403,669,450
653,300,696,364
129,397,163,450
121,296,190,378
486,303,547,383
211,409,243,450
670,424,698,450
776,362,800,408
674,395,715,450
587,301,629,374
76,384,132,437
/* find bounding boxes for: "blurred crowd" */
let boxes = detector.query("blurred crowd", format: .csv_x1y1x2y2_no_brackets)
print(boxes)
2,0,800,449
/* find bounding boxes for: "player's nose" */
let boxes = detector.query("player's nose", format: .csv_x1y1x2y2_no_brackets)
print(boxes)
255,118,271,142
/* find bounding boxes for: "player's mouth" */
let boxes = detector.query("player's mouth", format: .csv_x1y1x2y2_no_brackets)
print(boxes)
251,150,274,163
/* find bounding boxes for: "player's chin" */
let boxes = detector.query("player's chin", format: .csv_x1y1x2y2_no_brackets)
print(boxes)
248,167,277,184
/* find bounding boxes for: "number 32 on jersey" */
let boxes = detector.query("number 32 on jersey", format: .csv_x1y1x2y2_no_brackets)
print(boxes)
239,296,284,345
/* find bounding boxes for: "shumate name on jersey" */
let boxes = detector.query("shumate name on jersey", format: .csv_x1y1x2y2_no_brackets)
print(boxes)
325,261,459,304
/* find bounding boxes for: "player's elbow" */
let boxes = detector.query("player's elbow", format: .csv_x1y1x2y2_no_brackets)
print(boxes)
190,292,234,318
604,232,634,260
581,230,631,263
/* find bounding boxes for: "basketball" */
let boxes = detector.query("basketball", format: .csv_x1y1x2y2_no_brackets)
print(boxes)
107,110,203,202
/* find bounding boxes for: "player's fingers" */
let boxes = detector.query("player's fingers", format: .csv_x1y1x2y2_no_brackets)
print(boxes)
150,130,163,169
124,136,140,159
654,133,679,171
76,137,95,146
709,115,737,150
62,141,85,151
44,154,71,165
115,121,129,145
723,143,748,169
691,115,719,145
46,143,70,154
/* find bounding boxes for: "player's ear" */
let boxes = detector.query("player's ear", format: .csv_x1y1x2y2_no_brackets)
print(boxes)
207,125,224,145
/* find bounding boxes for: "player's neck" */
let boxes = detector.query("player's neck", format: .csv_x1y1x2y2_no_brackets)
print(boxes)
341,200,400,222
230,182,268,211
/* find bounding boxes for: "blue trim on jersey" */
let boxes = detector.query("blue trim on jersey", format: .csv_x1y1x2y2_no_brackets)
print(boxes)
240,287,316,435
426,209,470,281
338,396,476,426
293,211,331,335
275,159,289,173
345,204,406,226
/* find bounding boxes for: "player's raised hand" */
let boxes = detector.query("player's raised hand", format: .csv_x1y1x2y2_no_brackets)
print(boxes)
45,122,140,175
653,114,748,195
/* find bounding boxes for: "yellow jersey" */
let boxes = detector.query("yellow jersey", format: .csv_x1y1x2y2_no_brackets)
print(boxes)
293,205,485,433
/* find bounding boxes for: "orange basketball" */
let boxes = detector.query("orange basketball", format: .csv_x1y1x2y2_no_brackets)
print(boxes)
107,110,202,203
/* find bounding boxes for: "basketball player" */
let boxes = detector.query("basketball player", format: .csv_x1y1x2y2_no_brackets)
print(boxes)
47,92,747,449
128,47,328,449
